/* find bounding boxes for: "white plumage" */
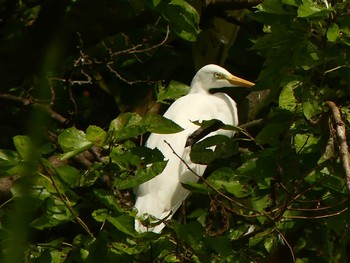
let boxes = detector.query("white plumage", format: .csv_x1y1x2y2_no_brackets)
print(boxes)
134,64,254,233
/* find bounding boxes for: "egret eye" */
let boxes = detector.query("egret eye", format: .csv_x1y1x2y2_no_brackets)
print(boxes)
214,72,223,79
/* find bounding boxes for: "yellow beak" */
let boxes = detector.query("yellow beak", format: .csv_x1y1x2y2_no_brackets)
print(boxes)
226,74,255,88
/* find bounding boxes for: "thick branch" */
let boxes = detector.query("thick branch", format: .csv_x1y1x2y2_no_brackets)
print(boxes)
326,101,350,190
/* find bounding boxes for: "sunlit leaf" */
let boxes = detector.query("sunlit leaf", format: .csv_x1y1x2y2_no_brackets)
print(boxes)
156,80,190,103
297,0,332,18
294,133,320,154
58,127,93,159
279,78,301,111
86,125,108,146
110,113,181,141
327,23,340,42
141,114,183,134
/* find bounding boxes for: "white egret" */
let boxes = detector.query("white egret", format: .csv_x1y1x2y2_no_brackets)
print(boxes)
134,64,254,233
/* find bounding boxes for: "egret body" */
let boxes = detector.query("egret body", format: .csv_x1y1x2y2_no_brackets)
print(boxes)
134,64,254,233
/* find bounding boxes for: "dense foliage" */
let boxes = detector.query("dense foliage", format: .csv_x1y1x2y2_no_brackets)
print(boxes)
1,0,350,262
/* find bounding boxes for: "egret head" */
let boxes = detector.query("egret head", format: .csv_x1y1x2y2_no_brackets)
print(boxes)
190,64,254,94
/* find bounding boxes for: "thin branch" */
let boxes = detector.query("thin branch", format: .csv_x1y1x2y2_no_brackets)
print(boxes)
104,26,170,85
288,198,349,211
163,140,273,219
110,25,170,58
0,93,68,124
326,101,350,190
239,118,265,130
285,207,349,220
274,227,296,263
40,166,94,238
0,93,32,105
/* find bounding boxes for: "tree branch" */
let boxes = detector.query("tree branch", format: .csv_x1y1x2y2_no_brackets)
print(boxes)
325,101,350,190
0,93,69,125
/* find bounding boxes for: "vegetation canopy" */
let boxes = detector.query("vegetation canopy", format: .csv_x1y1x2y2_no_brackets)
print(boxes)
0,0,350,262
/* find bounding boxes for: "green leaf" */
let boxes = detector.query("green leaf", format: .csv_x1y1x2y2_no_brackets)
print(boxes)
255,123,288,146
39,142,57,155
156,80,190,103
109,239,149,255
114,161,167,190
279,78,300,111
297,0,331,18
110,113,183,142
327,23,340,42
256,0,289,14
187,119,241,148
317,168,347,192
110,112,146,142
302,100,321,120
153,0,161,7
190,135,237,164
141,114,183,134
154,0,200,41
252,195,271,223
294,133,320,154
207,168,250,198
182,181,211,194
0,149,20,171
172,221,206,253
13,135,38,161
54,165,80,187
30,198,76,230
86,125,108,146
93,189,126,214
264,235,277,253
92,209,135,236
205,236,233,257
58,127,93,159
110,146,164,169
281,0,299,7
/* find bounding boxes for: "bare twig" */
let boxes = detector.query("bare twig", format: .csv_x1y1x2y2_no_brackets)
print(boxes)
0,93,68,124
104,26,170,85
109,25,170,58
288,197,349,212
285,207,349,219
274,227,296,263
325,101,350,190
